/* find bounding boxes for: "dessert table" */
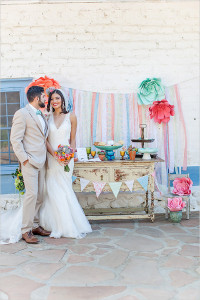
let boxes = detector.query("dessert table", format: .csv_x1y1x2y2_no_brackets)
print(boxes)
73,157,164,222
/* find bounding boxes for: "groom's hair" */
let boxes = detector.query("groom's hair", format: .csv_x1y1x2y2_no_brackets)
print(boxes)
27,86,44,103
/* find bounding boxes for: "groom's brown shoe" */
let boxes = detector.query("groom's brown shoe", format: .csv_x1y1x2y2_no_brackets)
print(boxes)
22,231,38,244
32,226,51,236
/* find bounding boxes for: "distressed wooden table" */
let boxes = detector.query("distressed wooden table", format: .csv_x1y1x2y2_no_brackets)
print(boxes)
73,158,164,222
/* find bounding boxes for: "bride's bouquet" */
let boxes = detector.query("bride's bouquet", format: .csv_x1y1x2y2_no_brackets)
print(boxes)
54,144,74,172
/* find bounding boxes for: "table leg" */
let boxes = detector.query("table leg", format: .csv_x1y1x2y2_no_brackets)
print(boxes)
150,191,155,222
144,191,149,213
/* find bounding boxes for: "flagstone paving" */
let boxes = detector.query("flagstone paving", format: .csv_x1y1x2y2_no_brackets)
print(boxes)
0,212,199,300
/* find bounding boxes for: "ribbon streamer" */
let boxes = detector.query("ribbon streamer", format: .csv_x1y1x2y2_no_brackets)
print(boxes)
66,84,187,190
174,85,187,170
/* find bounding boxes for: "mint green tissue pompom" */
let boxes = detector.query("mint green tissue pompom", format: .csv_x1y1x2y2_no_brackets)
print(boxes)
137,78,165,105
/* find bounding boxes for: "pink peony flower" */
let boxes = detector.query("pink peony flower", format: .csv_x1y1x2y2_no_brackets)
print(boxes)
168,197,186,211
149,99,175,124
172,177,193,196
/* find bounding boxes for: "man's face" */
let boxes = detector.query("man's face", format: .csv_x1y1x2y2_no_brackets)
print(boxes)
38,92,46,108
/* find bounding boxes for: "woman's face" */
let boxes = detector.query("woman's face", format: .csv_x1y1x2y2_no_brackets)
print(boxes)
51,93,62,110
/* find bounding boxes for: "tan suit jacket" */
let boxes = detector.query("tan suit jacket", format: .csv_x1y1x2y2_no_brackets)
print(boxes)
10,104,48,169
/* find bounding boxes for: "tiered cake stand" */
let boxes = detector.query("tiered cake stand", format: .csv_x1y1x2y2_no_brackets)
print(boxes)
131,124,157,159
137,148,158,160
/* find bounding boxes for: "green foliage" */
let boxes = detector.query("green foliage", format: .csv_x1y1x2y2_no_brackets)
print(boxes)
128,145,138,152
97,150,106,155
12,168,25,194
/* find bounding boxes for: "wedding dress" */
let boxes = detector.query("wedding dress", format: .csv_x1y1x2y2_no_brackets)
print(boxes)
0,113,92,244
39,113,92,238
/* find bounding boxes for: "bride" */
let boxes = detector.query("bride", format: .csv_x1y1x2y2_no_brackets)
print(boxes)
0,88,92,244
39,88,92,238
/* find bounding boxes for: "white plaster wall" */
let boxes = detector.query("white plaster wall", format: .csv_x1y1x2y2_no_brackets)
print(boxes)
1,0,199,165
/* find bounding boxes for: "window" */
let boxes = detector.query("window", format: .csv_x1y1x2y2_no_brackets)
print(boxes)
1,91,20,164
0,78,32,172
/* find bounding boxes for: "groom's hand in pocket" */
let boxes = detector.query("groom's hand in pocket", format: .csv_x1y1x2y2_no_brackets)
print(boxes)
23,159,29,166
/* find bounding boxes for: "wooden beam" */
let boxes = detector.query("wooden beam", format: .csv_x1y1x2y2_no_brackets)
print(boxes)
87,214,151,220
84,207,146,215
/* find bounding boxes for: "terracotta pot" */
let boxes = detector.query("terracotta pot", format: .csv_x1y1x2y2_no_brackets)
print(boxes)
98,154,105,161
129,151,136,160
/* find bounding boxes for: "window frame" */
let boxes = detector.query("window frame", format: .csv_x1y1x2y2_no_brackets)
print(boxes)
0,78,33,174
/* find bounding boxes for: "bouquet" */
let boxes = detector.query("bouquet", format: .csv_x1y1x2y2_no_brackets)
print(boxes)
54,144,74,172
12,168,25,195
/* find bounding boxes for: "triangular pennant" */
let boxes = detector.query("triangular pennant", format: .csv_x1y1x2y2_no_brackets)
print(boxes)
93,182,106,198
109,182,122,198
137,175,149,191
72,176,77,183
151,171,162,195
80,178,90,192
125,180,134,192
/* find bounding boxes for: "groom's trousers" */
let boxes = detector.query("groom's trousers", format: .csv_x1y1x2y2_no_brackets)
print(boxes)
21,162,45,234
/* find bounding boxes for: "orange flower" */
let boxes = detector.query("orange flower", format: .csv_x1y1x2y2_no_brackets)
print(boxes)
25,76,60,97
71,153,74,158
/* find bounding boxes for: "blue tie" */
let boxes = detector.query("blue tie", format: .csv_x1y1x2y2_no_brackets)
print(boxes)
36,110,42,115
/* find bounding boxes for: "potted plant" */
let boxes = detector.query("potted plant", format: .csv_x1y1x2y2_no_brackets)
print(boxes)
128,146,138,160
167,197,186,223
97,150,106,161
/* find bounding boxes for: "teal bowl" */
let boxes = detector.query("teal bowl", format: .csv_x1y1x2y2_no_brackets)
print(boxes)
94,145,123,151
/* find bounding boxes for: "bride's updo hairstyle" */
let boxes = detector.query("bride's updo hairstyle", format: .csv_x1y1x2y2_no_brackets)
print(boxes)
47,89,69,114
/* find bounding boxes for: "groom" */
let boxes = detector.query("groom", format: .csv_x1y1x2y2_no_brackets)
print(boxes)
11,86,50,243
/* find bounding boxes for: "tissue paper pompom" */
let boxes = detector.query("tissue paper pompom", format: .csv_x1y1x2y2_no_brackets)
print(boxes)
25,76,60,95
168,197,186,211
137,78,165,105
172,177,193,196
149,99,175,124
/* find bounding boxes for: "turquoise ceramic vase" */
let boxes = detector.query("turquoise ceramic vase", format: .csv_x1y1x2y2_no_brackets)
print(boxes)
170,211,182,223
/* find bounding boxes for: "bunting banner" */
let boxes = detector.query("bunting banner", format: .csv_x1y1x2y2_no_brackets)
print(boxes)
125,180,134,192
137,175,149,192
93,182,106,198
72,176,77,183
109,182,122,198
80,178,90,192
73,172,164,198
151,171,162,195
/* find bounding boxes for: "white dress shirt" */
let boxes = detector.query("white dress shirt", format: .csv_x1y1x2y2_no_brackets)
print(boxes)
29,104,46,134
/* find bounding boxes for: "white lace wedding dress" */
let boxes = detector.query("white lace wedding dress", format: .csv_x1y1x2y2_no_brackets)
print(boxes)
0,113,92,244
39,113,92,238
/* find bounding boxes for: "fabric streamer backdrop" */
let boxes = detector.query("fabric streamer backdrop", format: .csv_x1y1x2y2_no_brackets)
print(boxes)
61,85,187,193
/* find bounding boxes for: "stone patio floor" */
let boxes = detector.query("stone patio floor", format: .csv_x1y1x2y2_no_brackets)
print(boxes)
0,212,199,300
